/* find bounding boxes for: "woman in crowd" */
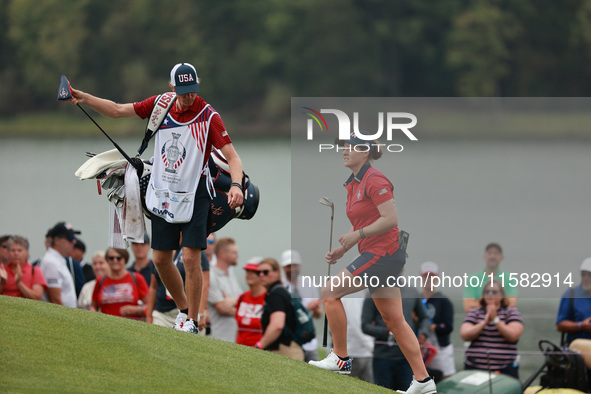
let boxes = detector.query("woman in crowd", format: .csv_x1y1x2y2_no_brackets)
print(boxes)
255,258,304,361
0,236,47,300
460,279,524,379
91,248,149,320
309,133,435,394
235,259,266,346
77,251,110,310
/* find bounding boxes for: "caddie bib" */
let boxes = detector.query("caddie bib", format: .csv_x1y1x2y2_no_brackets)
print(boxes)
145,103,217,223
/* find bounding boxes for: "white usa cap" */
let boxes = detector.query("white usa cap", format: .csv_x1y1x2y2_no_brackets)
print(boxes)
170,63,199,95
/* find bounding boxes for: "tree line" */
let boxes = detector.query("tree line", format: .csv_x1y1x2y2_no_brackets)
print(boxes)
2,0,591,121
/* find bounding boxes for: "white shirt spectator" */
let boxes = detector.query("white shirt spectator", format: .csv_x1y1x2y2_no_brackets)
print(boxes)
39,247,77,308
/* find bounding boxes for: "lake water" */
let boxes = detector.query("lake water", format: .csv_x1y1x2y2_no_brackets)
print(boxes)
1,136,590,383
0,137,291,264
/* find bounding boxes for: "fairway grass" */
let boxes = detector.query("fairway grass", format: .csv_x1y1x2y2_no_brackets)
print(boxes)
0,296,387,393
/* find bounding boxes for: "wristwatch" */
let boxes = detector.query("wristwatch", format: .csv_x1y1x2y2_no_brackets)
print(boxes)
492,317,500,325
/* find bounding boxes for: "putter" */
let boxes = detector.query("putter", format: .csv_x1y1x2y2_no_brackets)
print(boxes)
319,196,334,347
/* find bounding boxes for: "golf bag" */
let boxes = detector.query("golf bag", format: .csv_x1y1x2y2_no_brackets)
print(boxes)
538,340,588,392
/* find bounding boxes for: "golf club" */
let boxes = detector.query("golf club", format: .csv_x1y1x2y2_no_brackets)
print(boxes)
57,74,141,172
319,196,334,347
75,103,136,165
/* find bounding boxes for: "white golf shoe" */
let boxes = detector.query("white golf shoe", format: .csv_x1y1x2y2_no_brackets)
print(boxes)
173,311,187,330
181,318,199,334
308,350,351,374
397,376,437,394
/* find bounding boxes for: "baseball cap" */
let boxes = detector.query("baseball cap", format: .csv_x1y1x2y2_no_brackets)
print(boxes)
48,222,81,240
243,263,260,271
581,258,591,272
280,250,302,267
74,238,86,252
420,261,439,276
170,63,199,95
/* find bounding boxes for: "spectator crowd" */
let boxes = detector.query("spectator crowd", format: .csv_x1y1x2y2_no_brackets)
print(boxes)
2,227,590,391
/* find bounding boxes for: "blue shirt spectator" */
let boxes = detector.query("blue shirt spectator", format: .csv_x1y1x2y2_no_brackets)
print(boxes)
556,258,591,344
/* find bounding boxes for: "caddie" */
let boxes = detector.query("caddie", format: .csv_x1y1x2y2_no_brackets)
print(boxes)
68,62,244,334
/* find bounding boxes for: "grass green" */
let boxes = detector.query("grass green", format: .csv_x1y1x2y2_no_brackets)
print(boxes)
0,296,387,393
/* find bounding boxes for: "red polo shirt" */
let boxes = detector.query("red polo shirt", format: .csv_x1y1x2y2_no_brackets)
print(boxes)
345,164,399,256
1,263,47,298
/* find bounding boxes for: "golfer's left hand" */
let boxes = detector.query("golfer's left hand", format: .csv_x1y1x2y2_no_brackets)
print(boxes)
338,231,361,250
228,186,243,209
326,247,345,264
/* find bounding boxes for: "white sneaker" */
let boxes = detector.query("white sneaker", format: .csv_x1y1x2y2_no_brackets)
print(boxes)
181,318,199,334
173,311,187,330
398,376,437,394
308,350,351,374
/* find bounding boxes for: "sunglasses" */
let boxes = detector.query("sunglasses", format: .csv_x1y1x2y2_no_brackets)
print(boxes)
257,270,271,276
484,289,500,295
107,255,123,261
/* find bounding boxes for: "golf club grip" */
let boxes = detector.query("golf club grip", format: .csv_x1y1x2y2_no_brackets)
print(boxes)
323,315,328,347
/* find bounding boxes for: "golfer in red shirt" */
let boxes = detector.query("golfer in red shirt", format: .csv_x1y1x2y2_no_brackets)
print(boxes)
309,132,436,394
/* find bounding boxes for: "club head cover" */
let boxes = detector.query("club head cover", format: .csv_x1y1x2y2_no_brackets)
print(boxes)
57,74,73,101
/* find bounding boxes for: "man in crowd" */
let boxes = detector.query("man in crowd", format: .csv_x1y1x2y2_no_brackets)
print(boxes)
71,238,94,283
0,235,11,265
208,237,242,342
280,249,322,362
556,257,591,343
128,233,154,286
38,222,80,308
463,242,518,312
420,261,455,381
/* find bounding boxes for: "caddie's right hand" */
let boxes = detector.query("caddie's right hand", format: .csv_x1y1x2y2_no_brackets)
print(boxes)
325,246,346,265
69,87,85,105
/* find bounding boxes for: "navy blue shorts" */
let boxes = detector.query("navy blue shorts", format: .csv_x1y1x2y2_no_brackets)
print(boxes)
346,248,406,293
151,179,211,251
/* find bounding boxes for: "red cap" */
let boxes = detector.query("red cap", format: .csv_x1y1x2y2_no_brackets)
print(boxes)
243,263,259,271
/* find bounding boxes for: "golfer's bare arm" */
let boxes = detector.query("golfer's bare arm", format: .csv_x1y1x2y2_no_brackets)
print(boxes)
362,199,398,237
70,88,137,119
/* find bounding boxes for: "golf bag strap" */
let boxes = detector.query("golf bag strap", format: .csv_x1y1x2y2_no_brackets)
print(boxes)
138,92,176,156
